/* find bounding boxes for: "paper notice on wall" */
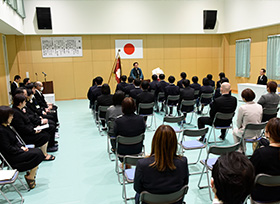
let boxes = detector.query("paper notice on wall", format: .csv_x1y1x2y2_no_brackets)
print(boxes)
41,37,83,58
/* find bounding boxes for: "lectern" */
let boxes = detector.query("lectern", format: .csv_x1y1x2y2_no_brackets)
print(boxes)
42,81,54,94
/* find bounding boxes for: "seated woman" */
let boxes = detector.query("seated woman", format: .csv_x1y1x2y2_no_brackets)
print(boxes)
0,106,45,189
250,118,280,203
112,97,146,155
258,81,280,122
190,76,201,99
11,94,55,161
233,88,263,153
197,77,214,114
134,125,189,204
97,84,113,129
178,79,195,116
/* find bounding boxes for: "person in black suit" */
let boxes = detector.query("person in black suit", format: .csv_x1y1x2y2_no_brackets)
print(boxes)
87,77,97,108
134,125,189,204
177,72,187,89
11,75,21,97
155,74,169,111
23,78,31,87
136,81,154,120
257,68,268,85
89,76,103,110
129,79,142,99
0,106,45,189
207,74,215,88
198,83,237,141
197,78,214,114
214,77,229,99
115,75,128,93
124,76,135,95
112,97,146,158
97,84,113,128
149,74,158,92
216,72,225,89
190,76,201,99
11,94,55,161
178,79,195,116
165,76,180,115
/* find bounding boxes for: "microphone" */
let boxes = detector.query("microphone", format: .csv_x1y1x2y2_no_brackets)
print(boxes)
42,72,47,76
35,73,38,76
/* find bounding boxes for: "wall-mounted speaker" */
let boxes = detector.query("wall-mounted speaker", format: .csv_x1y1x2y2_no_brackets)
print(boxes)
203,10,217,29
36,7,52,30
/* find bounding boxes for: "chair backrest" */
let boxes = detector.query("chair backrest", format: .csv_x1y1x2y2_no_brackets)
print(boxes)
98,105,109,113
167,95,180,101
242,122,268,139
123,155,145,166
140,185,189,204
0,153,12,169
183,127,209,137
213,112,235,123
163,115,185,123
194,90,199,96
138,102,154,110
255,173,280,187
158,92,165,98
150,89,155,95
116,134,145,146
263,107,279,115
181,99,195,107
200,93,213,99
208,142,241,156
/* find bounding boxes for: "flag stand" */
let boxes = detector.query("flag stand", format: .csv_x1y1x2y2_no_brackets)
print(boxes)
108,49,121,84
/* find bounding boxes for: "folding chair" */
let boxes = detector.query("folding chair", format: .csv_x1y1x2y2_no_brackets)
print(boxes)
106,120,116,161
138,102,156,130
179,128,209,175
242,122,268,156
199,93,213,115
252,174,280,204
207,112,235,144
140,185,189,204
165,95,180,116
157,92,165,112
97,105,110,135
197,142,241,200
262,107,279,122
163,115,185,141
122,155,145,204
115,134,145,184
194,90,199,99
179,99,197,127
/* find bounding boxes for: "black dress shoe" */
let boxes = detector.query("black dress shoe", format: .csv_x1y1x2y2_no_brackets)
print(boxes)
47,146,58,152
219,135,225,140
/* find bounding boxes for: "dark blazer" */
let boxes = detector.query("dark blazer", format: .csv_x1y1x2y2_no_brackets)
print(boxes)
149,80,158,91
199,85,214,104
165,84,180,105
26,100,43,116
115,82,127,92
136,90,154,114
87,85,97,108
25,106,41,126
214,88,221,99
155,80,169,98
97,94,113,118
11,82,18,97
129,87,142,99
209,94,237,127
90,86,102,107
179,87,195,112
34,90,48,109
124,84,135,95
134,156,189,204
216,80,222,89
190,83,201,99
209,80,215,88
113,113,145,155
257,75,268,85
177,79,185,89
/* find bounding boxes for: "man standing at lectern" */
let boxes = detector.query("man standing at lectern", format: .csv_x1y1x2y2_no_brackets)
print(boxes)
257,68,268,85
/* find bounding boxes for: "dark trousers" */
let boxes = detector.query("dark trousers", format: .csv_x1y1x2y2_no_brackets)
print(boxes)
198,117,226,139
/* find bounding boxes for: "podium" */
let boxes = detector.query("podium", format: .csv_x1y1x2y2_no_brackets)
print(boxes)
42,81,55,104
237,83,267,102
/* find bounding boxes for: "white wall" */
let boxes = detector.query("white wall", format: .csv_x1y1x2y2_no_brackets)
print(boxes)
23,0,225,35
0,1,24,34
224,0,280,33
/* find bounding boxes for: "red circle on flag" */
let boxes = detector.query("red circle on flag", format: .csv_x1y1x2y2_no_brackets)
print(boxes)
124,43,135,55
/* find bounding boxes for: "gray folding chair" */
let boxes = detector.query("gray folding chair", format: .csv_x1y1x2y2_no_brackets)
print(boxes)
115,134,145,184
157,92,165,112
165,95,180,116
138,102,156,130
140,185,189,204
262,107,279,122
179,128,209,175
242,122,268,156
199,93,213,115
163,115,185,141
122,155,145,204
106,120,116,161
179,99,197,127
97,105,110,135
252,174,280,204
92,100,98,123
198,142,241,200
194,90,200,99
207,112,235,144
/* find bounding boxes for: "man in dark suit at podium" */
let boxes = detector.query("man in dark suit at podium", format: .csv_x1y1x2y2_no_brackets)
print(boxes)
11,75,21,97
257,68,268,85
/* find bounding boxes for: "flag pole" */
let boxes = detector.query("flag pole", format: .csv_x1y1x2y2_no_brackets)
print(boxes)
108,49,121,84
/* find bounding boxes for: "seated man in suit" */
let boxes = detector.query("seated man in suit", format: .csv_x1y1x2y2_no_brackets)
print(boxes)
11,75,21,97
149,74,158,93
155,74,169,112
178,79,195,117
136,81,154,121
198,82,237,142
197,78,214,114
214,77,229,99
89,76,103,110
129,79,142,99
177,72,187,89
216,72,225,89
257,68,268,85
124,76,135,95
115,75,127,93
190,76,201,99
87,77,97,109
23,78,31,87
207,74,215,88
97,84,113,129
164,76,180,115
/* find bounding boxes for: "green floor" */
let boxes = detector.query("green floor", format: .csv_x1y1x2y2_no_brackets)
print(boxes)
1,96,278,204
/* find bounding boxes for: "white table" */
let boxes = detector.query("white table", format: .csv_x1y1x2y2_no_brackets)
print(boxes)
237,83,267,102
43,94,55,104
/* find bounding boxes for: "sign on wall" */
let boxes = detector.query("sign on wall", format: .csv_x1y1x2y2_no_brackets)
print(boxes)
115,39,143,59
41,37,83,58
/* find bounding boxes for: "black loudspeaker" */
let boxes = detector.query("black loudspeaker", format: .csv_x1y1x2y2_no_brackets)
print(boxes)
203,10,217,29
36,7,52,30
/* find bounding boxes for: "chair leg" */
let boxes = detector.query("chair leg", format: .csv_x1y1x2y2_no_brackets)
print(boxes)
198,164,207,189
206,169,213,201
0,189,12,204
17,177,29,191
11,184,24,204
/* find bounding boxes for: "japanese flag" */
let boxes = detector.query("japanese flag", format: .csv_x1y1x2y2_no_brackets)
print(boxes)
115,39,143,59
